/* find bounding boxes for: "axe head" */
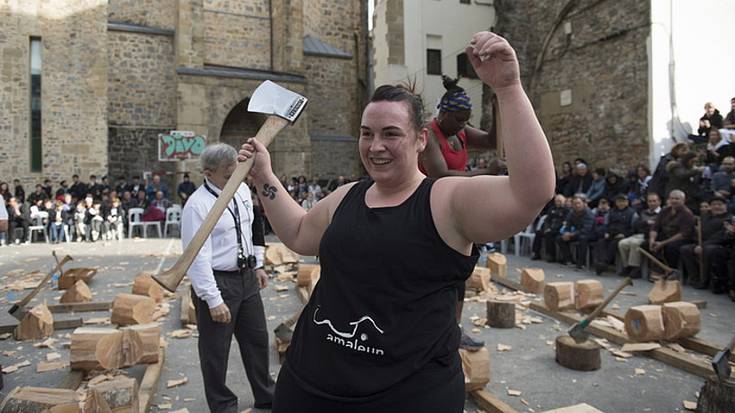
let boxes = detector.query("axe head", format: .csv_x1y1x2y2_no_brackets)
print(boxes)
8,304,26,320
568,321,590,343
248,80,308,123
712,348,732,382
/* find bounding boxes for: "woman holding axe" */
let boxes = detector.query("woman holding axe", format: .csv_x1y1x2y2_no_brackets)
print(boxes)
239,31,555,412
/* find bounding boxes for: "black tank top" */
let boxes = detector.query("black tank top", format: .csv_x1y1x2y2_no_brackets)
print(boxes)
285,178,479,400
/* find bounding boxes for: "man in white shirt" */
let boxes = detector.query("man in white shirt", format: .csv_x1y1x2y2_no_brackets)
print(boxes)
0,194,8,245
181,143,275,412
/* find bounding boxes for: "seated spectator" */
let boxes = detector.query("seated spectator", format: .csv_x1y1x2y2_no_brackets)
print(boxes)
27,184,48,205
680,195,731,289
699,200,710,216
7,197,29,244
556,195,595,269
591,198,610,221
84,198,104,241
48,200,67,243
69,174,87,201
711,156,735,199
114,176,128,194
13,179,25,204
618,192,662,278
709,219,735,300
74,201,87,242
143,191,170,226
299,191,314,211
593,194,636,275
146,174,169,202
556,162,573,194
177,173,196,205
88,175,103,200
326,176,347,194
0,182,10,202
0,194,7,245
649,143,689,199
105,198,122,240
563,163,593,198
308,176,323,201
43,179,52,199
132,190,148,209
666,152,704,211
127,175,144,198
531,194,567,261
603,171,627,202
643,190,695,277
585,168,606,207
55,180,69,201
704,129,733,167
697,102,724,139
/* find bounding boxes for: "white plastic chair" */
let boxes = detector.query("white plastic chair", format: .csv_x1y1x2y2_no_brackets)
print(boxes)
28,211,49,243
163,205,182,238
128,208,161,238
515,214,547,257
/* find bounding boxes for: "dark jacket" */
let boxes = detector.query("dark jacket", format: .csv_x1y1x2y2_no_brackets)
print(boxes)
704,142,734,166
698,109,724,136
563,173,593,197
632,207,661,235
653,205,695,241
606,206,636,238
700,212,731,241
665,162,701,206
69,182,88,200
542,206,568,234
564,208,595,238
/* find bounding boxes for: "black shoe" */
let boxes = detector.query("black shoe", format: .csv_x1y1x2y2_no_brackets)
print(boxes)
628,267,642,279
618,266,632,277
254,401,273,409
594,265,604,276
575,264,584,270
531,254,541,261
459,329,484,351
692,279,709,290
712,285,725,295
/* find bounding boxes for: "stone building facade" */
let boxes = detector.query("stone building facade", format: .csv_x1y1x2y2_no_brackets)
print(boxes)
488,0,651,172
1,0,368,189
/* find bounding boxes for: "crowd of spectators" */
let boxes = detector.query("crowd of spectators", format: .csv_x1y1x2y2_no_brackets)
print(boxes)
279,175,353,211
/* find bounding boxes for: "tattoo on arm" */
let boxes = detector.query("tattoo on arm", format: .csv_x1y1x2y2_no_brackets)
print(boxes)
262,183,277,200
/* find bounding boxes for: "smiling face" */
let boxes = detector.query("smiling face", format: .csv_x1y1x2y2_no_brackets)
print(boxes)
359,101,426,185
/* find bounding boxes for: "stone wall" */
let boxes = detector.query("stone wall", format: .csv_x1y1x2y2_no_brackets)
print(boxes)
0,1,108,186
311,137,360,179
491,0,651,172
202,0,271,69
304,55,358,137
108,0,176,29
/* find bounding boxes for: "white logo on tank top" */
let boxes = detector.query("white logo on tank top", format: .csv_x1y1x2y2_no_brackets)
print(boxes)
313,306,386,356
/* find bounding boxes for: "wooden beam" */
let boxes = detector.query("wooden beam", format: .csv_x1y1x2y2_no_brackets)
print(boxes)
470,389,519,413
47,301,112,313
55,371,84,390
492,275,526,292
296,286,310,305
0,318,83,335
138,348,165,413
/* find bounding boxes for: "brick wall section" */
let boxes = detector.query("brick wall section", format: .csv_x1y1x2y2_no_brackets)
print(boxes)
0,2,108,186
108,0,176,30
490,0,650,172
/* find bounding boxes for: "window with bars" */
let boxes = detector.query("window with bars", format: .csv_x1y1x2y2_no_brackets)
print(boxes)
427,49,442,75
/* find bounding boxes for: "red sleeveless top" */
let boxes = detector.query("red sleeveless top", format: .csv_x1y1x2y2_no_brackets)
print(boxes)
419,119,468,174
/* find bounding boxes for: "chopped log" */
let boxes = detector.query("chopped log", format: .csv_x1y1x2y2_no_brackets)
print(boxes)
541,403,605,413
59,280,92,304
648,279,682,305
544,282,575,312
120,323,161,364
15,303,54,341
467,267,492,292
575,280,604,311
469,389,518,413
180,291,196,326
131,273,164,303
662,302,701,340
486,300,515,328
296,264,319,288
459,347,490,392
47,302,112,313
555,335,602,371
265,243,299,266
58,268,97,290
696,375,735,413
486,253,507,278
111,294,155,326
138,349,164,413
86,376,139,413
624,305,665,342
520,268,545,294
0,386,81,413
70,327,143,371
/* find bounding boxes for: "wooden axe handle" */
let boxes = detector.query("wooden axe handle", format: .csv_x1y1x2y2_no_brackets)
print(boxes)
11,255,72,312
580,277,633,326
153,115,289,292
637,246,674,273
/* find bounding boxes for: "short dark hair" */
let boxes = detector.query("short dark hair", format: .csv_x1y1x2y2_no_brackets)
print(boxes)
614,193,628,201
72,174,79,179
647,192,661,200
132,175,140,179
90,175,97,179
369,84,425,131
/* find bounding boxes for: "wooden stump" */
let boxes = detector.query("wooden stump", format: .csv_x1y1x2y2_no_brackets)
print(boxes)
131,273,164,303
70,327,143,371
86,376,139,413
59,280,92,304
662,301,701,340
555,335,602,371
486,300,515,328
296,264,319,288
58,267,97,290
180,291,197,326
575,280,604,311
0,386,81,413
265,243,300,266
624,305,665,342
544,282,575,311
466,267,492,292
486,253,507,278
120,323,161,364
697,376,735,413
648,279,682,305
15,303,54,341
111,293,155,326
521,268,545,294
459,347,490,392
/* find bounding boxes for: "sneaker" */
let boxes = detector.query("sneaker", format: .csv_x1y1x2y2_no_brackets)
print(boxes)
594,265,604,276
628,267,642,279
459,329,484,351
618,266,632,277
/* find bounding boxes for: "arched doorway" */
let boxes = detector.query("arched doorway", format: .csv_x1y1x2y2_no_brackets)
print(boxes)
219,98,266,149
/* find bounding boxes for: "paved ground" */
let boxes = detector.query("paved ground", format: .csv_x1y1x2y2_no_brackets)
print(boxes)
0,239,732,412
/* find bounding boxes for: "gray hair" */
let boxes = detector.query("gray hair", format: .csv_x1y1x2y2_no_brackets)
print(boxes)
668,189,686,199
200,143,237,171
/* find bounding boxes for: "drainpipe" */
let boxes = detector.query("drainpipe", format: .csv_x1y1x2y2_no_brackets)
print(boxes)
269,0,274,71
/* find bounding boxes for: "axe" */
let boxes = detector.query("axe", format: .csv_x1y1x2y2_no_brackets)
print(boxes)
637,247,682,281
712,335,735,382
8,252,73,320
153,80,308,292
568,277,633,343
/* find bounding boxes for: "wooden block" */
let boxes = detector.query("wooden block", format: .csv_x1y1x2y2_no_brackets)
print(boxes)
544,282,575,311
541,403,605,413
296,264,319,288
555,335,601,371
0,386,81,413
265,243,300,266
86,375,139,413
575,280,604,311
70,327,143,371
58,267,97,290
179,291,196,326
624,305,665,342
14,303,54,341
47,302,112,313
459,347,490,392
132,273,164,303
111,293,156,326
648,279,682,305
138,348,165,413
487,253,507,278
467,267,492,292
59,280,92,304
486,300,515,329
520,268,545,294
662,301,700,340
470,389,518,413
121,323,161,364
697,375,735,413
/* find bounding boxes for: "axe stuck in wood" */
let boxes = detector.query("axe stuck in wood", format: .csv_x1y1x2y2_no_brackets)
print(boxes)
7,251,73,320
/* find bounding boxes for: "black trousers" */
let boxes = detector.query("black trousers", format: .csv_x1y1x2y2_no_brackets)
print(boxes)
708,246,734,289
592,237,622,267
193,270,275,413
9,216,29,242
532,230,557,260
556,234,590,266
